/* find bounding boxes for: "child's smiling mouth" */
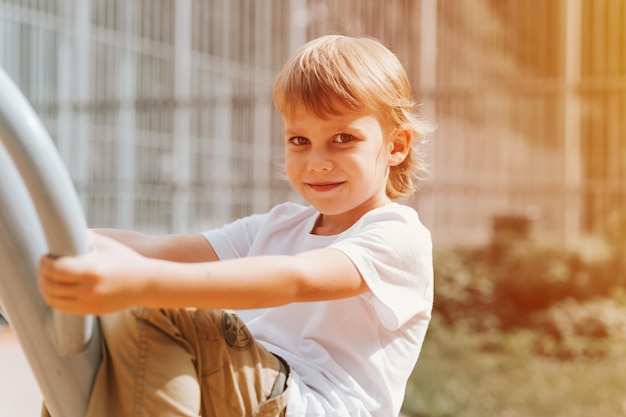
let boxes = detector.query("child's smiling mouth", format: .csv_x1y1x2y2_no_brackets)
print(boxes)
306,182,345,192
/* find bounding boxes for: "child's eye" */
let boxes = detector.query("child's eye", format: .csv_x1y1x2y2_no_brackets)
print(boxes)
334,133,355,143
289,136,310,145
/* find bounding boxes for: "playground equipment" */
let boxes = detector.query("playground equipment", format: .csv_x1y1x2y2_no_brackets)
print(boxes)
0,67,101,417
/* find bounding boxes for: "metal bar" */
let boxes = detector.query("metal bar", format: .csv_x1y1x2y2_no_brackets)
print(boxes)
0,65,100,417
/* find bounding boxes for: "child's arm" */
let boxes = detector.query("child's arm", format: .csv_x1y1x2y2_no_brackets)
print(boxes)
38,233,367,315
93,229,219,263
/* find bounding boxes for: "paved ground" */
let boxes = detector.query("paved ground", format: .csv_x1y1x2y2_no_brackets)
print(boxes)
0,324,43,417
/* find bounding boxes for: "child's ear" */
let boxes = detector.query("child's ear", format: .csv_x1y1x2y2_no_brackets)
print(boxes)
388,129,412,166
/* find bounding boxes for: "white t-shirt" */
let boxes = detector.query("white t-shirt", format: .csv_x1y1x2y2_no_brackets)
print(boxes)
202,202,433,417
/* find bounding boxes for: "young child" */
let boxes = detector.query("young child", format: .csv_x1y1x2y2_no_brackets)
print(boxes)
38,34,433,417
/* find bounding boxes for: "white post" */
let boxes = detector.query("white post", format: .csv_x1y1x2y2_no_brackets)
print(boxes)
417,0,438,233
73,0,91,212
213,80,233,225
117,1,137,229
0,8,5,65
289,0,308,53
173,0,192,232
563,0,582,244
252,2,273,213
56,0,73,166
212,2,233,225
252,102,272,213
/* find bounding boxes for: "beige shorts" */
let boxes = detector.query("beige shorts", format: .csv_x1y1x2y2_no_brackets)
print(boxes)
85,308,289,417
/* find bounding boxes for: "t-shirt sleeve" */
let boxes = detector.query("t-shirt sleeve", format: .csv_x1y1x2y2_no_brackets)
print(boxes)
200,213,266,260
330,209,433,330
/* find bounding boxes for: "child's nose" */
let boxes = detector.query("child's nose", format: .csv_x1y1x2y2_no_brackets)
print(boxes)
307,149,333,172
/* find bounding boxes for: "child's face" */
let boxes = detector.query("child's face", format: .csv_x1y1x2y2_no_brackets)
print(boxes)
282,103,395,229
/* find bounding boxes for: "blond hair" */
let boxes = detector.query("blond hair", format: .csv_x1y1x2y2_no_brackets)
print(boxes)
273,35,432,199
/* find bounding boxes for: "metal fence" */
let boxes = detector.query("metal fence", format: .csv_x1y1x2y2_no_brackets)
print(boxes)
1,0,624,247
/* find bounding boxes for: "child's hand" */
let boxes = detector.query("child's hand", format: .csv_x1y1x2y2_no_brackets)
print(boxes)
38,231,150,315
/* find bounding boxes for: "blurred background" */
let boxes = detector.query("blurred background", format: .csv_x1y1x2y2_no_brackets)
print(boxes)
0,1,625,416
1,0,624,246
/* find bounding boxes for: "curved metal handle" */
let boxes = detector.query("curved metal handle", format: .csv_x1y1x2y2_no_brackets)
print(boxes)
0,67,94,356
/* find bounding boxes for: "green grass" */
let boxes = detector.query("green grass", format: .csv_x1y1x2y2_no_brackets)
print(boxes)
402,317,626,417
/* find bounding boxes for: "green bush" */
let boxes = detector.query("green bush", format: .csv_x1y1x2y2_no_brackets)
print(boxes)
490,242,587,327
433,236,626,334
432,247,495,329
530,298,626,359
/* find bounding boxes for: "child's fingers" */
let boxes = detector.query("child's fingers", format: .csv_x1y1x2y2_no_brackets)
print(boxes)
39,254,88,283
38,266,76,310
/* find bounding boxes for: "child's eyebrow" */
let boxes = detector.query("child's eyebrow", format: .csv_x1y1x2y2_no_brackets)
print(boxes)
283,128,305,137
